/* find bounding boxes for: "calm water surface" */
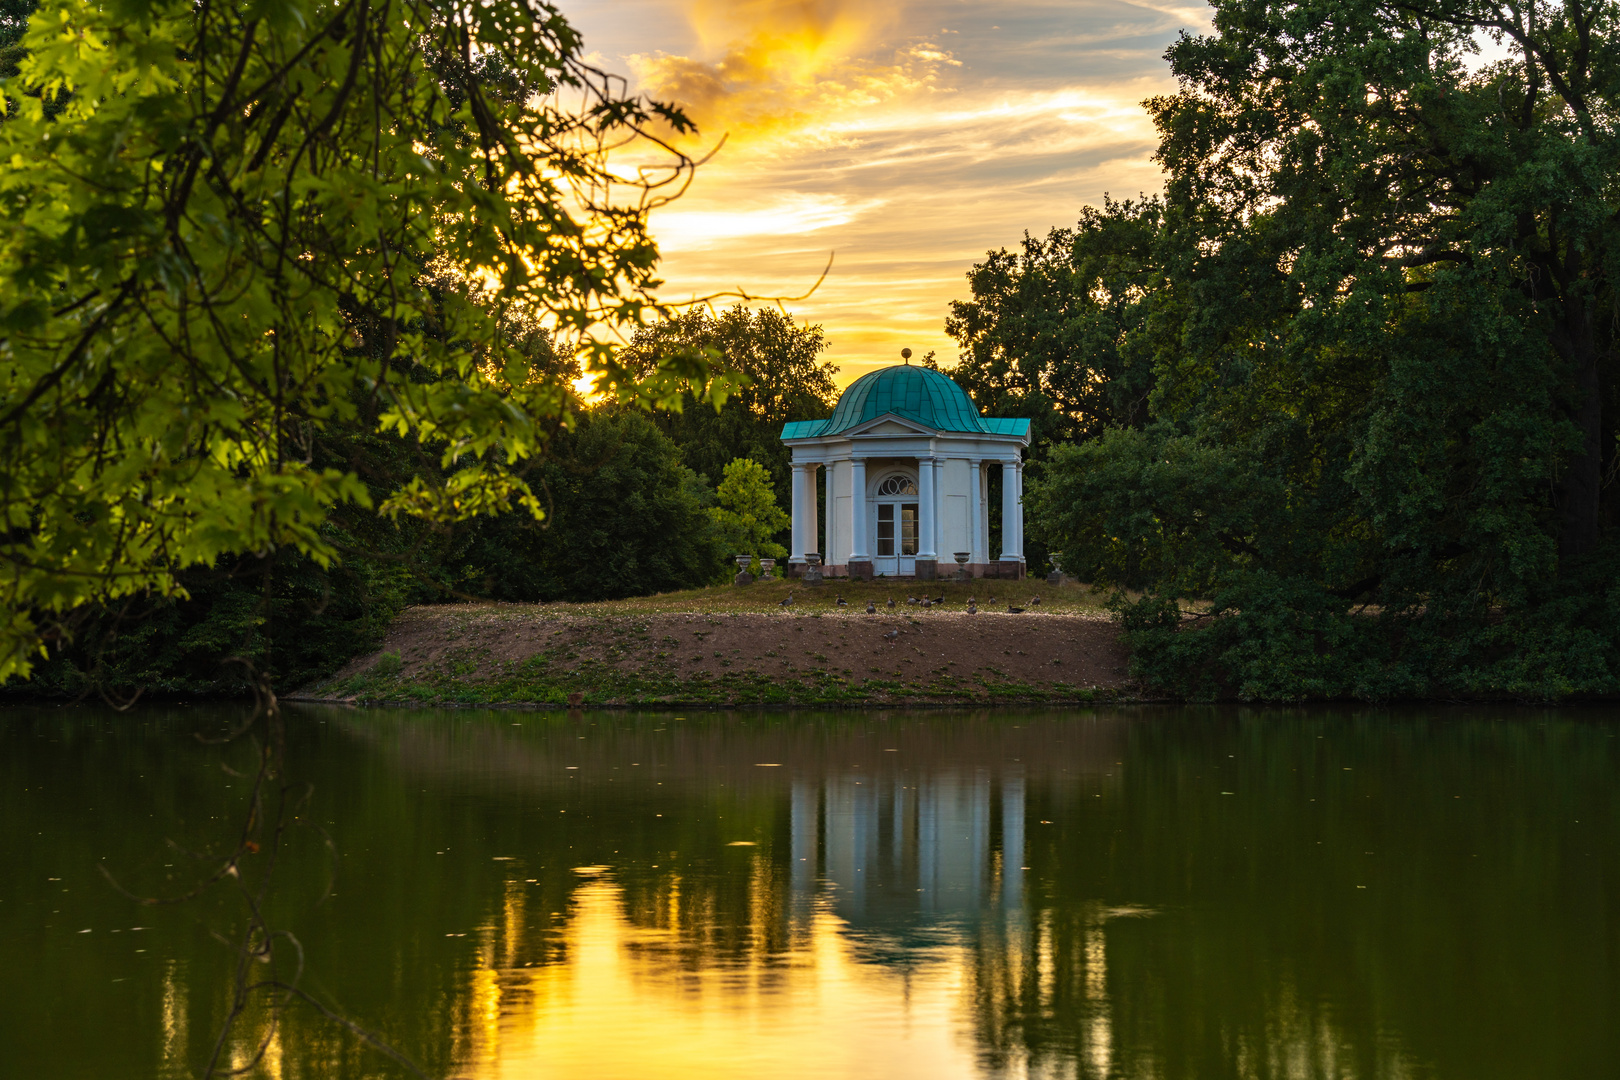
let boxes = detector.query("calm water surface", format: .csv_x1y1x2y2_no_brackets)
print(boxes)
3,704,1618,1079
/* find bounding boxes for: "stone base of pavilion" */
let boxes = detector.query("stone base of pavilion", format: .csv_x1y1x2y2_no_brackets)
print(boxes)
790,560,1026,582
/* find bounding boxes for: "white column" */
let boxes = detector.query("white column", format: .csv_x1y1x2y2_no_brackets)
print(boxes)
968,458,983,564
790,463,807,563
934,458,947,559
972,466,984,566
805,465,820,558
849,458,869,561
916,457,936,559
1000,460,1020,562
1014,461,1026,562
824,461,835,563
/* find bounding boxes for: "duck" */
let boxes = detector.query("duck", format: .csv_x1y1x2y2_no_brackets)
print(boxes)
865,601,876,614
882,629,901,642
836,595,848,607
778,593,794,607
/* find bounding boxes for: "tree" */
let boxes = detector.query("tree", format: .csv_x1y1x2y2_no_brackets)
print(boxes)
453,410,727,602
5,546,420,701
1025,0,1620,700
707,458,791,562
1150,0,1618,560
0,1,30,79
618,305,839,507
944,198,1167,451
0,0,724,683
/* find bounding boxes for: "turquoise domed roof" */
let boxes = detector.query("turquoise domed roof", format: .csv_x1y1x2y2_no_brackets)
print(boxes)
781,365,985,439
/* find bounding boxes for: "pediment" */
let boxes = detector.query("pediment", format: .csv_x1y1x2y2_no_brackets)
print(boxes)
845,413,935,437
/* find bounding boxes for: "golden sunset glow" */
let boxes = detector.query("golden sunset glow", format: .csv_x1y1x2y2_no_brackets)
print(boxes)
456,876,985,1079
568,0,1213,383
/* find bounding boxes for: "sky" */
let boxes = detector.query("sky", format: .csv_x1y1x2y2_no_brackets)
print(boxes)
563,0,1214,386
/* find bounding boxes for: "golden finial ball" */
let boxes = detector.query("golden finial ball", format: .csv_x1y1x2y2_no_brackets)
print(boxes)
901,348,912,362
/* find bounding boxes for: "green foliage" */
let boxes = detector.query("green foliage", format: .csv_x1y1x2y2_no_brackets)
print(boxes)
943,198,1172,570
1021,0,1620,701
0,0,725,683
452,411,728,602
8,546,420,699
12,406,728,697
0,0,30,76
946,198,1167,449
708,458,791,561
619,305,838,507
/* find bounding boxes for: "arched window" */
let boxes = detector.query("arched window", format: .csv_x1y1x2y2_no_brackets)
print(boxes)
876,475,917,497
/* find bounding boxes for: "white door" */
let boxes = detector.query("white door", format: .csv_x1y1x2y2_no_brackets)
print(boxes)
873,500,918,576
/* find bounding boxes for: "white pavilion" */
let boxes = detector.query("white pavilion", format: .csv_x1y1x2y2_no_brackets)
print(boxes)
779,361,1031,580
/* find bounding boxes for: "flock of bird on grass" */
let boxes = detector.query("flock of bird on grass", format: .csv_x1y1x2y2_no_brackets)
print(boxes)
775,590,1042,638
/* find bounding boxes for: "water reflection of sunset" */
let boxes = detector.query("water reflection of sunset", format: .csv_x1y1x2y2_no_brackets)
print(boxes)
446,764,1054,1079
461,883,976,1079
8,707,1619,1080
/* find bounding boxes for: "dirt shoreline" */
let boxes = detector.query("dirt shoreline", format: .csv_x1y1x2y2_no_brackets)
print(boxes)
293,602,1136,708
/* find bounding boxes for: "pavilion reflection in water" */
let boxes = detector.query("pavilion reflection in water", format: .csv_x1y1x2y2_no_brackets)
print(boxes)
114,709,1464,1080
788,768,1126,1080
790,769,1026,925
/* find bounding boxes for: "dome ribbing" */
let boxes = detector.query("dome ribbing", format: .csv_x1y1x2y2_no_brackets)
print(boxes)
821,365,984,435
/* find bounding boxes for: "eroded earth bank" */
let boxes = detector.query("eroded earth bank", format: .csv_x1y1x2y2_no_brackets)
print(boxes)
296,603,1133,708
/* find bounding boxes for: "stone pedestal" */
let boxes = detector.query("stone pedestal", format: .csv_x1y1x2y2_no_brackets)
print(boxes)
801,554,824,586
953,552,971,582
733,571,754,586
847,559,874,582
914,558,937,582
1046,570,1067,586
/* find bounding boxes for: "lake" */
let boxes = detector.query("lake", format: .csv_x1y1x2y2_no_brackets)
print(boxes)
3,704,1617,1079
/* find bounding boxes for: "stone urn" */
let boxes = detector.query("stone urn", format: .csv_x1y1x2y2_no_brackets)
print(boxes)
802,552,824,586
733,554,754,586
1047,551,1066,587
953,551,971,582
759,558,776,580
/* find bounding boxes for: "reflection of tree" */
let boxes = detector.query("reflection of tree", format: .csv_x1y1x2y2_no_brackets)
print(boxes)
12,706,1620,1079
956,710,1620,1080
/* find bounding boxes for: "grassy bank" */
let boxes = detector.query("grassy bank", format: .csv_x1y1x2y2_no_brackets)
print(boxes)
294,578,1136,708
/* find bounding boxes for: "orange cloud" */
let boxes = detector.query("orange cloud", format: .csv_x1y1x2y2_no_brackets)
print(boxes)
569,0,1202,385
627,0,957,141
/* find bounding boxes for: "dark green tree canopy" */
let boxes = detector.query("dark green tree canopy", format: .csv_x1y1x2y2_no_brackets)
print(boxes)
945,198,1166,449
1021,0,1620,700
453,410,726,603
1146,0,1617,558
618,305,838,504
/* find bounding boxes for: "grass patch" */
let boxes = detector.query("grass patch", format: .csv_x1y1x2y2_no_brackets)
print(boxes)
519,577,1113,617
